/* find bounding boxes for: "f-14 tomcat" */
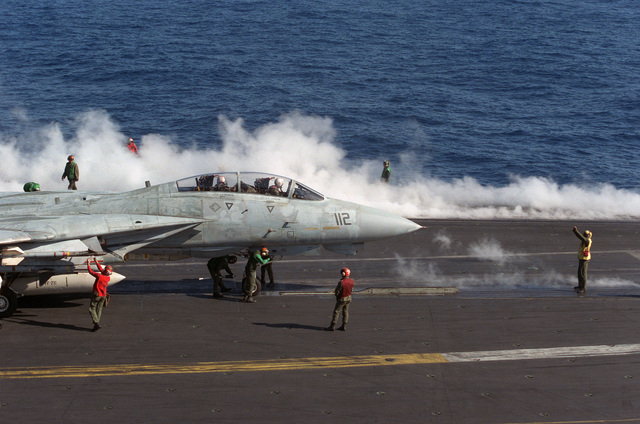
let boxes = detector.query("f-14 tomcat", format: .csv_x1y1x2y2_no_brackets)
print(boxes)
0,171,421,317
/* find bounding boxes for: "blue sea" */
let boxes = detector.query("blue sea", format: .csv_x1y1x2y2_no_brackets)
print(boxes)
1,0,639,219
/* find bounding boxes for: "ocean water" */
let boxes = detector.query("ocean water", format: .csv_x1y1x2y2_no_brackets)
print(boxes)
0,0,639,219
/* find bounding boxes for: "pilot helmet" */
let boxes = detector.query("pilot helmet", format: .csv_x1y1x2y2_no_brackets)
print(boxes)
275,178,283,188
103,265,113,275
219,176,226,184
341,267,351,277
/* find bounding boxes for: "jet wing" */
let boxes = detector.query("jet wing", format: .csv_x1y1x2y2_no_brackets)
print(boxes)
0,229,43,244
0,214,204,262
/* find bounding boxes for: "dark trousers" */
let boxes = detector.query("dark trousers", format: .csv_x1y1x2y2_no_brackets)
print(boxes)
260,263,274,284
577,260,589,290
207,261,226,295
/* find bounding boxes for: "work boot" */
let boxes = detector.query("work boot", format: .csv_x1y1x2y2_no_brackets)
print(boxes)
92,323,101,332
243,296,256,303
338,324,346,331
325,324,335,331
221,286,231,293
213,293,223,299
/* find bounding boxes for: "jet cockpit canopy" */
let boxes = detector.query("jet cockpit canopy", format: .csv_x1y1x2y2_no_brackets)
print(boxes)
176,172,324,201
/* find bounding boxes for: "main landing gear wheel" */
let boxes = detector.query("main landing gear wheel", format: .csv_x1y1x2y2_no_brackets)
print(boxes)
0,288,17,318
241,277,262,297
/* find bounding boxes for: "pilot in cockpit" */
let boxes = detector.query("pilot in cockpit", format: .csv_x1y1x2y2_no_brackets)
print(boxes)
197,175,214,191
214,176,231,192
268,178,285,196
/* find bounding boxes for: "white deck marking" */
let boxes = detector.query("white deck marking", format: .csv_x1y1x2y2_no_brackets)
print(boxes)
443,343,640,363
2,344,640,379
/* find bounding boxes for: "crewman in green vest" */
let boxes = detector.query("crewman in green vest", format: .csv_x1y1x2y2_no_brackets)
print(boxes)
243,248,270,303
23,182,40,192
380,160,391,183
61,155,79,190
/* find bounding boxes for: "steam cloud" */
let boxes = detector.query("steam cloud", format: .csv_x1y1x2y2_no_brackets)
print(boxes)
394,235,639,290
2,109,640,220
468,237,511,266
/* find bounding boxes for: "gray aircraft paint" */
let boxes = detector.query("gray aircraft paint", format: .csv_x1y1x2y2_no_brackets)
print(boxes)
0,172,420,317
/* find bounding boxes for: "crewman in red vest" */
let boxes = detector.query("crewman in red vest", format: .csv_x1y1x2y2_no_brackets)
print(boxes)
325,267,355,331
87,257,112,331
126,137,138,154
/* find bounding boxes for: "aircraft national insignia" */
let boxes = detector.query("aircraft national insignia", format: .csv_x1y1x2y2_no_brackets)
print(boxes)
225,202,234,210
209,203,221,212
267,206,274,213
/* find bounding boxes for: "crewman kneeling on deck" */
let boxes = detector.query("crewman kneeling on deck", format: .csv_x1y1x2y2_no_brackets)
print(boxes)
207,255,236,298
23,182,40,192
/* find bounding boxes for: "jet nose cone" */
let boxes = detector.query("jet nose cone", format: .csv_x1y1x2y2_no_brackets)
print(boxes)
109,272,127,285
358,206,422,241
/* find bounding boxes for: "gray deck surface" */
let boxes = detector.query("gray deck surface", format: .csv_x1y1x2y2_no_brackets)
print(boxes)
2,219,640,424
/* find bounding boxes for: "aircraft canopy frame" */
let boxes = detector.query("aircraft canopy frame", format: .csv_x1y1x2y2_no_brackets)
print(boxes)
176,172,325,201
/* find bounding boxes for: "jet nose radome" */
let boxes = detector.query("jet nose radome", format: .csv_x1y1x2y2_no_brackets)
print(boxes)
357,205,422,241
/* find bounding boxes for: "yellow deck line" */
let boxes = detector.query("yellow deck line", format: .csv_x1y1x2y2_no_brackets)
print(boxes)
4,343,640,380
0,353,448,379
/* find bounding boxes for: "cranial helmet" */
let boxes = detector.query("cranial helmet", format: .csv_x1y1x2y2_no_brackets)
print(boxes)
228,255,237,264
68,155,74,161
341,267,351,277
584,230,592,238
103,265,113,275
261,247,269,255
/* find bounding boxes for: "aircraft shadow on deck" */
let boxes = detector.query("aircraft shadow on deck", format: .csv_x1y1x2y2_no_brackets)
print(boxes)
18,295,86,309
113,279,330,294
5,316,90,332
253,322,326,331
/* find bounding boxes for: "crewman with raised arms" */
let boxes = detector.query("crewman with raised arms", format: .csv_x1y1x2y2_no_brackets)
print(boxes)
572,226,592,294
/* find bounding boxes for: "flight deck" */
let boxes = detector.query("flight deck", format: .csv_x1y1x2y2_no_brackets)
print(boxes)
2,219,640,423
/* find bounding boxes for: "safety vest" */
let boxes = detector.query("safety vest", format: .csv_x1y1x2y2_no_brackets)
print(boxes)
578,238,592,261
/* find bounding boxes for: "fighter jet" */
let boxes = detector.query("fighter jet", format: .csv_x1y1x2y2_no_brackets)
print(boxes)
0,171,421,317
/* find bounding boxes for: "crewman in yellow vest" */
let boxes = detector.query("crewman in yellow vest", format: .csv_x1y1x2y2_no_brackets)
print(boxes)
572,226,592,294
